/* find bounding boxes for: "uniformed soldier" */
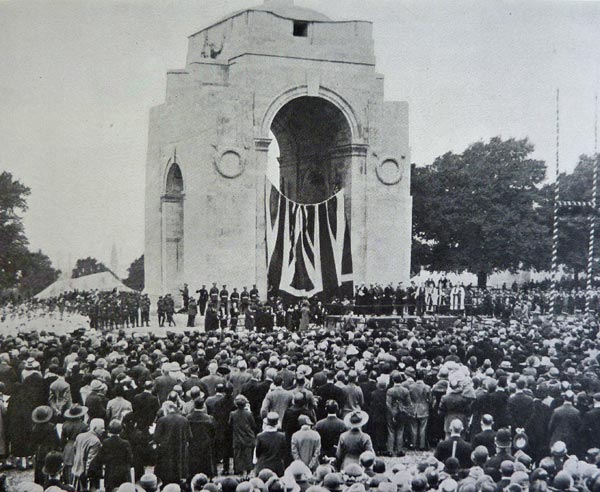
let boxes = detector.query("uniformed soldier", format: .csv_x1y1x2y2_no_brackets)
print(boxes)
157,296,166,327
196,285,209,316
240,287,250,312
230,302,240,331
209,282,219,305
165,294,176,327
230,287,240,310
219,285,229,310
140,294,151,327
249,284,259,307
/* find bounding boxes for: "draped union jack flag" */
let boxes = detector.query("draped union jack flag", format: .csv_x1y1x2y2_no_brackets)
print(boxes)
265,181,353,298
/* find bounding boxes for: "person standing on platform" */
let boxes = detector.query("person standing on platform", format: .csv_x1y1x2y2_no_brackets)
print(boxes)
240,287,250,313
249,284,259,307
196,285,209,316
157,296,166,327
187,298,198,328
219,285,229,311
180,283,189,313
140,294,151,327
230,303,240,331
165,294,176,327
230,288,240,310
209,283,219,305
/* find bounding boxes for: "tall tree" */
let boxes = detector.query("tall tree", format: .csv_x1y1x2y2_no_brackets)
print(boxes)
18,250,61,297
71,257,110,279
124,255,144,291
0,171,31,289
412,137,550,287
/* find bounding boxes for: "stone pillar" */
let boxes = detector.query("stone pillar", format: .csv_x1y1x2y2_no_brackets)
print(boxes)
254,138,272,298
348,144,369,285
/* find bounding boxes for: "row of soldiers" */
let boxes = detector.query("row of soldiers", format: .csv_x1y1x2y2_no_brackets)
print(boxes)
84,291,152,330
180,283,261,315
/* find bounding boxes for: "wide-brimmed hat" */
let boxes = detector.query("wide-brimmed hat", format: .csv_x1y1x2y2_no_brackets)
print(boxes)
64,405,88,420
32,405,53,424
344,410,369,428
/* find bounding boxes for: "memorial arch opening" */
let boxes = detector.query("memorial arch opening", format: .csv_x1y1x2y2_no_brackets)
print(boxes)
271,96,352,204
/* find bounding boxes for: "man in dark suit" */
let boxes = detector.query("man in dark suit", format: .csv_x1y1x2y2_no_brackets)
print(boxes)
242,373,269,424
478,379,510,429
314,400,347,458
483,428,515,482
434,419,472,469
92,420,133,492
153,364,177,404
187,396,217,478
314,371,345,420
472,414,496,456
133,381,160,431
255,412,287,476
507,378,534,429
549,391,581,454
580,393,600,452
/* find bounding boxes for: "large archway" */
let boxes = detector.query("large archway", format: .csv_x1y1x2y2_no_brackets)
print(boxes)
162,162,184,295
269,96,352,203
266,96,355,300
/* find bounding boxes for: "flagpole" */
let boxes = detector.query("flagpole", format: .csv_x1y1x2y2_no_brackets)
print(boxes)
586,93,598,314
550,89,561,318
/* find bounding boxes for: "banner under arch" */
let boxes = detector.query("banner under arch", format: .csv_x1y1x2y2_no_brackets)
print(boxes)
266,181,353,298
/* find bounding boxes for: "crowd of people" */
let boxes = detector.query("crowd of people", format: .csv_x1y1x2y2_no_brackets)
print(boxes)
0,297,599,492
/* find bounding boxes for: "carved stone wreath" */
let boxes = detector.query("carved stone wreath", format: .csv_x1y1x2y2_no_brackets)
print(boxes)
376,158,403,185
214,149,245,179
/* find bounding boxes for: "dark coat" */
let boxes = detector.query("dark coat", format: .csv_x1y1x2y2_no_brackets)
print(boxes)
479,390,510,429
314,415,347,458
213,395,235,460
154,412,192,485
580,407,600,452
32,422,60,485
549,403,581,452
255,430,287,476
187,410,217,478
314,382,345,420
133,391,160,430
7,378,46,457
507,392,534,429
93,435,133,492
434,436,472,469
85,392,108,422
242,379,269,422
153,375,177,404
472,429,496,457
525,400,552,462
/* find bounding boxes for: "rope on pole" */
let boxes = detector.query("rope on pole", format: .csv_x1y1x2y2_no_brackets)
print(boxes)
587,155,598,314
550,89,561,317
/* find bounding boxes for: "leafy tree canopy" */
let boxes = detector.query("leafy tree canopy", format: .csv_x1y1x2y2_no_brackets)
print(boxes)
0,171,31,289
412,137,550,287
72,257,110,279
124,254,144,291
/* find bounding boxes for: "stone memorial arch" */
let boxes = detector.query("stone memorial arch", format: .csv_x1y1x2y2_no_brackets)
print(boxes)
145,0,412,300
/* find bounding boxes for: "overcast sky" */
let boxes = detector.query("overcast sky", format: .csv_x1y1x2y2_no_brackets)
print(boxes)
1,0,599,276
